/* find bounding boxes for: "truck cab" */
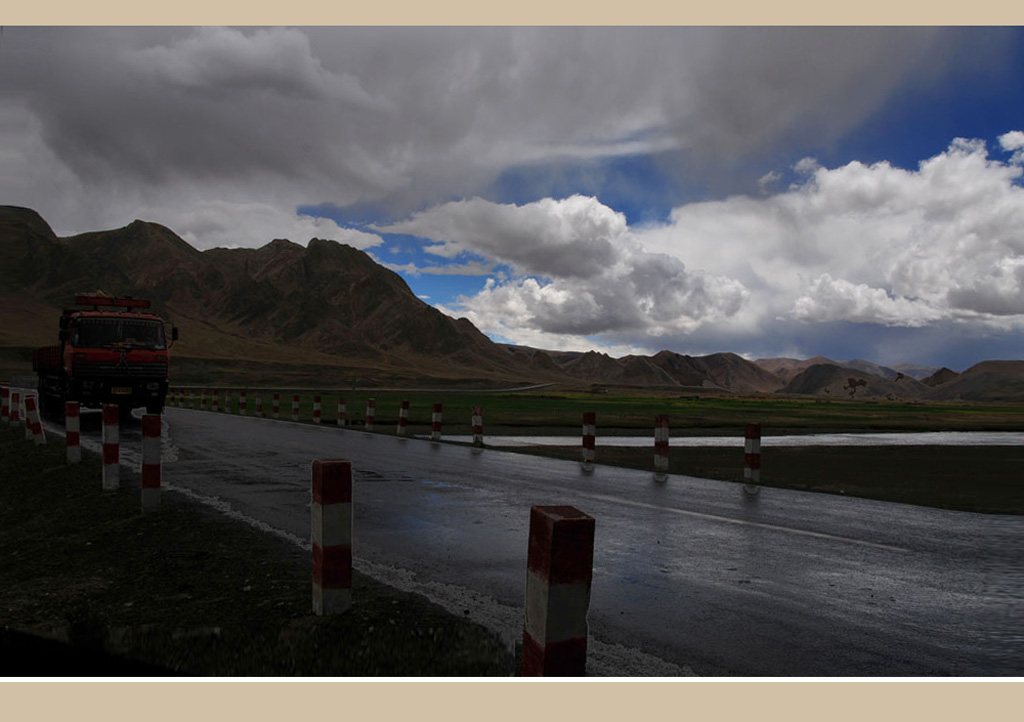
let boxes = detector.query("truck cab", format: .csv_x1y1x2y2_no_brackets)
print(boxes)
34,295,178,418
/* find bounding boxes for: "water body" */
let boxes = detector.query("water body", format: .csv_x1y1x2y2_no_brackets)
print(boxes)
427,431,1024,447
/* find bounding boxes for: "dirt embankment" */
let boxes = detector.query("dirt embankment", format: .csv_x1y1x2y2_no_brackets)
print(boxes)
0,424,516,676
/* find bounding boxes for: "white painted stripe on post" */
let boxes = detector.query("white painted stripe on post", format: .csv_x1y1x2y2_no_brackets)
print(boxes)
10,391,20,426
524,574,592,645
314,396,322,424
26,395,45,445
66,402,81,464
102,405,119,491
311,502,353,548
23,393,33,440
337,399,347,426
292,394,300,422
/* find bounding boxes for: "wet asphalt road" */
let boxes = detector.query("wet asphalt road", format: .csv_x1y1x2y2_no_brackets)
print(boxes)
72,407,1023,676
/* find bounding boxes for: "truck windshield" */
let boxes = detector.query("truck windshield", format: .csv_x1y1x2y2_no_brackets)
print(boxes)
74,318,167,350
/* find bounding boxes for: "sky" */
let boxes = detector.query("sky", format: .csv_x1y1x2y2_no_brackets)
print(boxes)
3,26,1024,371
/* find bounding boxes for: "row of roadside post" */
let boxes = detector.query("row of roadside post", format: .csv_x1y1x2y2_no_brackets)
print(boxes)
165,387,763,491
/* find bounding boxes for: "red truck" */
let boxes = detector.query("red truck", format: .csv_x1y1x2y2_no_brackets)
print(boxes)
32,295,178,417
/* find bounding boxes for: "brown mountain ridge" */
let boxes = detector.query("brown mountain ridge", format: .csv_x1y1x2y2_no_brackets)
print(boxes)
2,205,1022,397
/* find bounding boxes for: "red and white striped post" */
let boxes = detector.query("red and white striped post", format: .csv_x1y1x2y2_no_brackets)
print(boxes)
141,414,162,512
313,396,322,424
201,390,208,411
744,422,761,495
213,390,221,413
292,394,300,422
102,404,119,491
25,394,45,446
311,459,353,616
582,412,596,466
225,389,233,414
471,406,484,447
239,390,247,416
255,392,263,417
365,399,375,431
188,390,195,409
10,391,21,427
654,414,670,479
431,403,442,442
337,398,347,426
65,402,81,464
522,505,596,677
1,385,9,424
273,393,281,419
23,393,32,440
396,400,409,435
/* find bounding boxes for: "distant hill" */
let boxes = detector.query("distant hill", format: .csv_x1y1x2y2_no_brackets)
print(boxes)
921,367,960,388
3,205,1021,398
780,363,929,399
923,361,1024,402
892,363,942,380
0,205,556,386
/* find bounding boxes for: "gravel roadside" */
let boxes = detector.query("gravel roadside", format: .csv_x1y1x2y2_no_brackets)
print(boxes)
0,423,517,676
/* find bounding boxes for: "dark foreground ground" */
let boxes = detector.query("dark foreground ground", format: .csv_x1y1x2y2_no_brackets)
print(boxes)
0,424,516,676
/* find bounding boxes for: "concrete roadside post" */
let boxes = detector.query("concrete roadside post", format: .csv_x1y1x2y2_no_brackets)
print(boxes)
397,400,409,435
337,397,347,426
365,399,375,431
273,393,281,419
23,393,32,440
65,401,81,464
521,505,596,677
744,422,761,495
239,390,247,416
431,403,442,442
311,459,353,616
102,404,120,491
10,391,20,427
1,385,9,424
292,394,300,422
25,394,45,446
188,390,195,409
314,396,322,424
141,414,162,512
582,412,596,469
654,414,670,481
213,390,220,413
225,389,232,414
472,406,484,448
255,392,263,418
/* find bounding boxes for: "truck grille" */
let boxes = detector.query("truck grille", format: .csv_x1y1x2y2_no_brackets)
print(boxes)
75,361,168,379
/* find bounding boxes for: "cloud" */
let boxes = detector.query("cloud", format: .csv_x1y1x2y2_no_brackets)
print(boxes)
389,196,749,344
393,133,1024,358
1,27,1007,250
643,134,1024,333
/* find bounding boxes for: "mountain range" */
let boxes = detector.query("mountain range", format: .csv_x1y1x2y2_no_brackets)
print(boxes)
2,204,1022,400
